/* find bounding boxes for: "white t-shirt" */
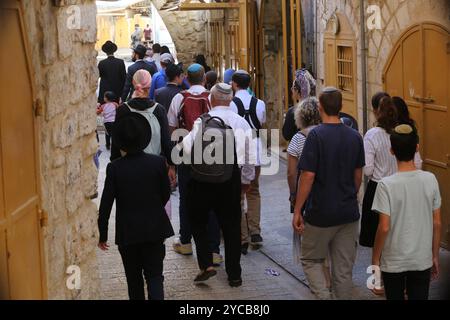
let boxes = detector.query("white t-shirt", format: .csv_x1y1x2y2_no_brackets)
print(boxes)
363,127,422,182
181,106,256,184
167,85,207,128
229,89,266,166
372,170,441,273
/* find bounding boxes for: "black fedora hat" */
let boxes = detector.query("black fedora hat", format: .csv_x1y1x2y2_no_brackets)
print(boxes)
102,41,118,54
113,112,151,154
133,44,147,57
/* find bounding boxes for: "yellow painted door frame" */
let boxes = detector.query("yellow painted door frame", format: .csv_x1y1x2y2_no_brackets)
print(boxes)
0,0,47,299
324,13,358,119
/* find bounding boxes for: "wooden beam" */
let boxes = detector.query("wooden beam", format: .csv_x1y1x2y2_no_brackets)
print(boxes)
255,0,264,99
290,0,296,72
238,0,248,71
282,0,289,112
179,2,240,11
296,0,302,69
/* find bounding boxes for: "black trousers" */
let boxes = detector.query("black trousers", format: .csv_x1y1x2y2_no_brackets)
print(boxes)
359,180,379,247
382,269,431,300
178,165,221,253
187,166,242,280
118,242,166,300
104,122,114,149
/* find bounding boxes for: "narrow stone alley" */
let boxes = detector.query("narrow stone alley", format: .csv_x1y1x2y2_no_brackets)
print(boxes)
94,133,450,300
1,0,450,303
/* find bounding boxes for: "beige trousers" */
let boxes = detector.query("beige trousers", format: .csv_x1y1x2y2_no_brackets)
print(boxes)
301,221,358,300
241,167,261,244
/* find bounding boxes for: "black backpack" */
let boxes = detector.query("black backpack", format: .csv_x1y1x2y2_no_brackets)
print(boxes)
233,96,262,137
190,114,236,184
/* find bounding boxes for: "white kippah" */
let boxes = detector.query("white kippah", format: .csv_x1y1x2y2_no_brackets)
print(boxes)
394,124,413,134
214,83,232,94
322,86,339,93
235,69,250,76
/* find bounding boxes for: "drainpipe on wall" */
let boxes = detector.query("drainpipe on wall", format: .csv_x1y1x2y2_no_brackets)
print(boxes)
314,0,318,77
360,0,368,134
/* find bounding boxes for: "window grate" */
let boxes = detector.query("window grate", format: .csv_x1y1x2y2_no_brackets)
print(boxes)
337,45,353,92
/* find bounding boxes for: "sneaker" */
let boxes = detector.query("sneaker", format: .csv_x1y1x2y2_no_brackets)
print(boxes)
213,253,223,266
250,234,263,246
241,243,249,255
194,269,217,283
172,238,193,255
228,278,243,287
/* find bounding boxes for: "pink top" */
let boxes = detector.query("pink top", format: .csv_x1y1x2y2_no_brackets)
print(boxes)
101,102,117,123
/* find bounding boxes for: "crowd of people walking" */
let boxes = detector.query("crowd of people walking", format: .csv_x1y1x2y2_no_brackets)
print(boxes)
96,40,442,301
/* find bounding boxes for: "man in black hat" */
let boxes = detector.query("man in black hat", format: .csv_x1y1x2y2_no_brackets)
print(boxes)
98,41,126,104
121,44,158,102
98,112,174,300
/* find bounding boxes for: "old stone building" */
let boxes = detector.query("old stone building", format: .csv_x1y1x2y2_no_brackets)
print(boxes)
96,0,206,65
1,0,449,300
1,0,100,299
153,0,206,64
316,0,450,247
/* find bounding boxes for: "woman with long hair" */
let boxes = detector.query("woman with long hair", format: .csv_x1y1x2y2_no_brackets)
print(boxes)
360,95,423,250
392,96,417,128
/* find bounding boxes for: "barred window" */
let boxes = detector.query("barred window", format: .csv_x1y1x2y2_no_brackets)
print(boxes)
337,45,353,92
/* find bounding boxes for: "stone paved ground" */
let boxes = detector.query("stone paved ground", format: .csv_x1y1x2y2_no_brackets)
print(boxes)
95,133,449,300
94,135,314,300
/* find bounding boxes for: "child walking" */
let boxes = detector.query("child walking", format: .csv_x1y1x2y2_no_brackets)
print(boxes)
372,124,441,300
97,91,118,150
98,112,174,300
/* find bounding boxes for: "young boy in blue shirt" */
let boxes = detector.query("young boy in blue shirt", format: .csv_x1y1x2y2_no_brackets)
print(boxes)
372,124,442,300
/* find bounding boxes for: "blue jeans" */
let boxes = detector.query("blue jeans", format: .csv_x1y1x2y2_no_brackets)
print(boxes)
177,165,220,253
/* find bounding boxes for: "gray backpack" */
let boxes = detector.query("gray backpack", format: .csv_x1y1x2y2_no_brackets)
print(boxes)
190,114,236,184
125,102,161,156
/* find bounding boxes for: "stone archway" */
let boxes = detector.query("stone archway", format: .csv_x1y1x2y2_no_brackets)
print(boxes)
151,0,207,65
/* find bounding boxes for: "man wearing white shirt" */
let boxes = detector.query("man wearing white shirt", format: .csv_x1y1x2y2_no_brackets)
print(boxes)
230,70,266,254
168,65,209,130
168,64,222,263
180,83,255,286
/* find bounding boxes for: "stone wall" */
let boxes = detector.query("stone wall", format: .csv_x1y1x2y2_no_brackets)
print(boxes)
152,0,207,65
22,0,100,299
316,0,450,129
